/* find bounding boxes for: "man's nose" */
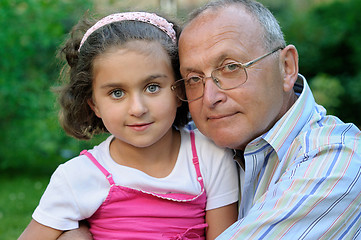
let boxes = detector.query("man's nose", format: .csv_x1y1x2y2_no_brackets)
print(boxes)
202,77,226,107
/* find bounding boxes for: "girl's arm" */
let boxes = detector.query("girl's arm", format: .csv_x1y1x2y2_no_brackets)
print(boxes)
205,202,238,240
18,219,62,240
57,221,93,240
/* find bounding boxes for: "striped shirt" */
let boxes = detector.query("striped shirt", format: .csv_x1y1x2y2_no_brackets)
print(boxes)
217,75,361,239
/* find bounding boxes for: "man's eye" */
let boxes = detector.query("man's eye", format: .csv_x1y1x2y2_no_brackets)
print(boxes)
224,63,241,72
111,89,124,99
186,76,202,85
146,84,160,93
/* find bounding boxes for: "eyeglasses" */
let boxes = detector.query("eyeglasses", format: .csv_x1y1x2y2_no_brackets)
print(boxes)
171,46,284,102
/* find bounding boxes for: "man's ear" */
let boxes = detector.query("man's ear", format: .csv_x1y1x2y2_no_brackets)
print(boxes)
87,98,101,118
280,45,299,92
172,87,183,107
176,97,182,108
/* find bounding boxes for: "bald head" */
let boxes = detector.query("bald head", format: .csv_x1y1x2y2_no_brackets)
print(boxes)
185,0,285,51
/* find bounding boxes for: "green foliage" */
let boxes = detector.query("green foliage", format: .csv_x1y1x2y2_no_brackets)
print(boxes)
1,0,360,175
0,175,48,239
1,0,360,236
281,0,361,126
309,74,345,115
0,0,96,173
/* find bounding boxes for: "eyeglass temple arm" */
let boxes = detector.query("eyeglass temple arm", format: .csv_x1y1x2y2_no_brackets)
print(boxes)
243,46,284,68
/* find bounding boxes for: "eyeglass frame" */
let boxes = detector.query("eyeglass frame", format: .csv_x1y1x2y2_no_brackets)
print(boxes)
171,46,285,102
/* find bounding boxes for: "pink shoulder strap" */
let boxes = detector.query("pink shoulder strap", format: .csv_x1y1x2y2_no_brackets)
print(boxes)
80,131,202,187
189,130,205,188
80,150,115,185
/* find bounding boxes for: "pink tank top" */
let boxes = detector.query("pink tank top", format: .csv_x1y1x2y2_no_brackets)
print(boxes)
80,130,207,239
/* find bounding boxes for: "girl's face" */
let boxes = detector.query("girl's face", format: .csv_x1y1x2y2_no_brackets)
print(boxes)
89,41,180,148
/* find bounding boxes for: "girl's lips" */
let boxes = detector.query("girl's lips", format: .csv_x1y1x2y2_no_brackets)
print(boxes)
127,122,153,131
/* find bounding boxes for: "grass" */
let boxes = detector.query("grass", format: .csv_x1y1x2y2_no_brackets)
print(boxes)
0,174,49,239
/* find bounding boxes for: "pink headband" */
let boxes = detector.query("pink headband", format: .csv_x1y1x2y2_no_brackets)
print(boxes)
78,12,177,51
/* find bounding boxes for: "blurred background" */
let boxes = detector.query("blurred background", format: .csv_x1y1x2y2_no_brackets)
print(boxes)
1,0,360,238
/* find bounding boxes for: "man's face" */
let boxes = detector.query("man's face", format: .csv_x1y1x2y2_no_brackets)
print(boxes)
179,6,289,150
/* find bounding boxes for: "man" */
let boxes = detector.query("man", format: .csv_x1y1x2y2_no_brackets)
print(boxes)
175,0,361,238
60,0,361,239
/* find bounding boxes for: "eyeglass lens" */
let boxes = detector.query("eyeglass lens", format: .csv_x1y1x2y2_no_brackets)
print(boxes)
173,47,283,102
174,63,247,101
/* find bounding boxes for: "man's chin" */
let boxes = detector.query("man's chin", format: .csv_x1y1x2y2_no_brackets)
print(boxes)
210,132,235,148
208,130,248,150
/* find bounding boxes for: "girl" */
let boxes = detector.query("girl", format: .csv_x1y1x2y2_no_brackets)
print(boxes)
19,11,238,240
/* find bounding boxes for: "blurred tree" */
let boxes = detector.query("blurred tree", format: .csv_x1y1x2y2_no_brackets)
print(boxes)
0,0,97,174
309,74,345,114
282,0,361,126
0,0,360,174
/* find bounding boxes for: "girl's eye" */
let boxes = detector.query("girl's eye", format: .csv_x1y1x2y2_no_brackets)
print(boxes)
146,84,160,93
110,89,124,99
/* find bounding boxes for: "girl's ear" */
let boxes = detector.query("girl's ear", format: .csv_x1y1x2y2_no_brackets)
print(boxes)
280,45,299,92
87,98,101,118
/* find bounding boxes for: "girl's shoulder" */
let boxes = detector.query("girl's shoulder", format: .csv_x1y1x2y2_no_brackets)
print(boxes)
181,128,231,152
179,128,238,210
66,134,112,161
180,127,212,145
179,127,234,165
34,137,114,225
59,135,113,182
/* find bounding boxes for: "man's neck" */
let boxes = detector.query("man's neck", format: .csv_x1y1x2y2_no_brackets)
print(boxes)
233,149,245,170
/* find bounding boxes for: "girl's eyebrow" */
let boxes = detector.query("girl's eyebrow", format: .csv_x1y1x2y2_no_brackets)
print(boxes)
146,74,168,81
100,83,124,89
100,74,168,89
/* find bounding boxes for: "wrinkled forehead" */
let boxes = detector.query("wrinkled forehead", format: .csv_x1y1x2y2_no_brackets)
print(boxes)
180,6,262,47
178,6,264,70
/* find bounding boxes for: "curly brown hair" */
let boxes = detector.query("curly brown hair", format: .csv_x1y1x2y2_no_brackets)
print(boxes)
57,12,189,140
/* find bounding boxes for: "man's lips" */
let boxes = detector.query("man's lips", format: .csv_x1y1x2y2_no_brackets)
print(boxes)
207,112,238,120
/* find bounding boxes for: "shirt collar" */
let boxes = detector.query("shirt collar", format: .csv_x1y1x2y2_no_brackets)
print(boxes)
246,74,316,161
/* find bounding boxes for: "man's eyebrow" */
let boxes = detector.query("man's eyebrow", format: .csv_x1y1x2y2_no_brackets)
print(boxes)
180,66,199,74
214,53,228,65
181,53,229,74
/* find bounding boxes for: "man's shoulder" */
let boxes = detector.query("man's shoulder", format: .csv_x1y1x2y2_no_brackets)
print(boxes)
292,115,360,158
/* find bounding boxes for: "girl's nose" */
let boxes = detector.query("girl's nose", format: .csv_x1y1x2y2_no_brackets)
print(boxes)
128,94,148,117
